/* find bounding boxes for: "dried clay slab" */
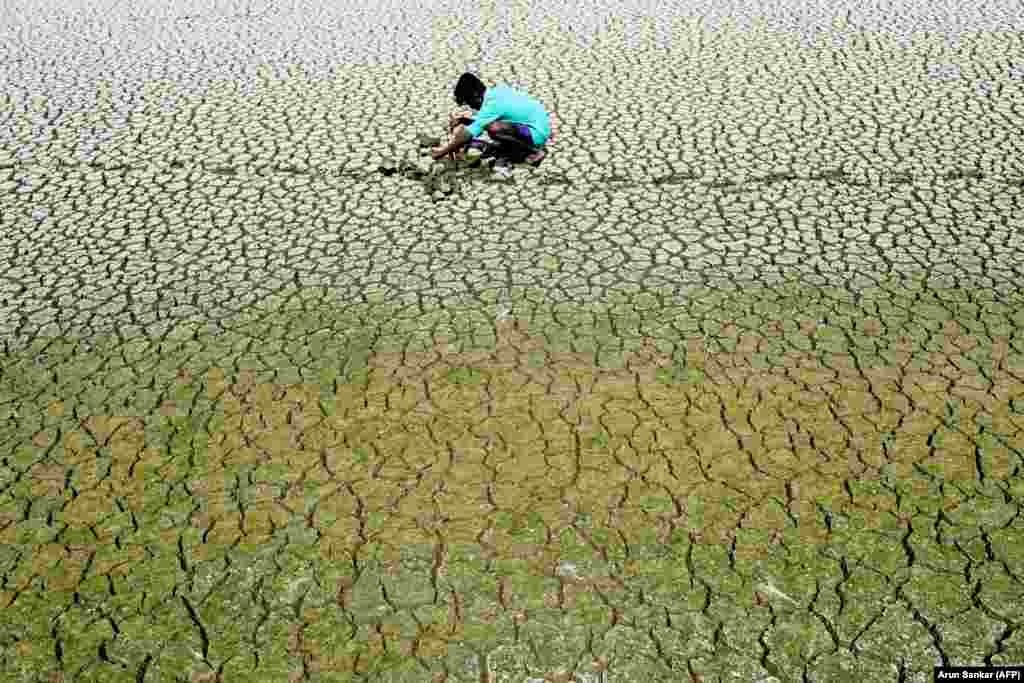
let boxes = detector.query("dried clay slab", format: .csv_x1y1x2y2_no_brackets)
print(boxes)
415,133,441,148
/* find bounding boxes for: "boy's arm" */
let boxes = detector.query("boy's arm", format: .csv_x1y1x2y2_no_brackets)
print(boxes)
432,96,502,159
464,96,502,138
431,125,472,160
449,110,474,132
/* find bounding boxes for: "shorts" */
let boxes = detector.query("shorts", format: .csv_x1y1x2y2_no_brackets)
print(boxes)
511,123,536,147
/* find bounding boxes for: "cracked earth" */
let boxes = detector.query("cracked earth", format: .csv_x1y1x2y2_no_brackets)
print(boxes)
3,1,1024,681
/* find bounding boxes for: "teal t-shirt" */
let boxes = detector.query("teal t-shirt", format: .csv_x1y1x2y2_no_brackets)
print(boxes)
465,85,551,146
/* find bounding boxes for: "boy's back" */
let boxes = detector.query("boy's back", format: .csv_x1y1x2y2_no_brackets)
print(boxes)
468,84,551,146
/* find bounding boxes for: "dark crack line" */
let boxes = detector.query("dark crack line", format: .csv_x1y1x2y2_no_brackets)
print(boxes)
986,621,1018,667
809,578,841,653
176,535,190,574
98,639,128,669
979,530,998,563
898,520,917,568
698,578,711,615
971,577,1020,665
647,625,674,671
252,575,272,655
6,158,1024,191
180,595,211,663
897,658,909,683
816,503,835,536
849,605,886,658
51,621,64,670
834,556,851,618
898,587,949,667
757,625,786,681
135,654,153,683
684,533,697,590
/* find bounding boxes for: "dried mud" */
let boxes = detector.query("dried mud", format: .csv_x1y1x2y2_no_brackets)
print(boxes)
2,287,1023,681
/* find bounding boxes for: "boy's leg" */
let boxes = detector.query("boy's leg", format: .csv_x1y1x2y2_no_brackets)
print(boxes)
454,118,498,165
484,121,539,163
444,119,478,160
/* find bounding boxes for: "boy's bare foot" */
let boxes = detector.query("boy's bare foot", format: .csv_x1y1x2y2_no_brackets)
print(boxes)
525,149,546,166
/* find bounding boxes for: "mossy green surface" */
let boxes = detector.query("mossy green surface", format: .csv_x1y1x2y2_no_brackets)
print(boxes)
1,281,1023,681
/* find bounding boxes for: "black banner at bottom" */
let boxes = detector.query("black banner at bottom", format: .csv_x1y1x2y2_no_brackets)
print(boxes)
935,667,1024,682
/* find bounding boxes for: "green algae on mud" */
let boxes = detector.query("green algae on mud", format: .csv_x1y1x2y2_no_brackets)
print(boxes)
1,281,1024,681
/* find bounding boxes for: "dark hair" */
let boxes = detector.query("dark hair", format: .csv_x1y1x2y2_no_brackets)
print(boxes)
454,72,486,108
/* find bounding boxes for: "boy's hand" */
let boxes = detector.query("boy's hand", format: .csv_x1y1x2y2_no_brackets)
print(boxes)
449,111,474,133
432,125,471,160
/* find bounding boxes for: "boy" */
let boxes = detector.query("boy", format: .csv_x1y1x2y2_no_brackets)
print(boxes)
431,72,551,166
